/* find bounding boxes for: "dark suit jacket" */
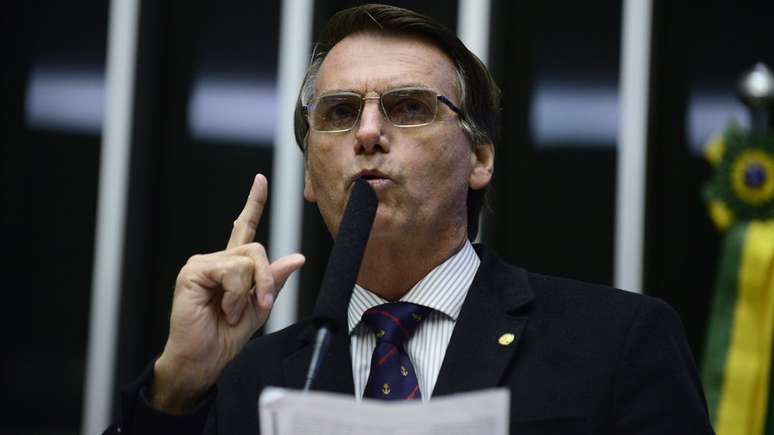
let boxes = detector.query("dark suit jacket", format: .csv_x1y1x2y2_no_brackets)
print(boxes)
108,245,714,435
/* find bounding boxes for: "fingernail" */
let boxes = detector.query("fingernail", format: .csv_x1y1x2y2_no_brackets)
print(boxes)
262,293,274,309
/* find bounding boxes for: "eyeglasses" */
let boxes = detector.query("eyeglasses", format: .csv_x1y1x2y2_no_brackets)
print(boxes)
303,87,464,133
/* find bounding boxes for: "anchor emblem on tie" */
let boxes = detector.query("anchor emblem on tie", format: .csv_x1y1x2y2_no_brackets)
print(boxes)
382,383,391,395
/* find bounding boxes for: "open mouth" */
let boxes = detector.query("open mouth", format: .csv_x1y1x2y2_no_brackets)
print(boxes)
353,169,391,183
359,174,387,181
353,170,393,191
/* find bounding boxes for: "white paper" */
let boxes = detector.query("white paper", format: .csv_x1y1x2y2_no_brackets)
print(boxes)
258,387,509,435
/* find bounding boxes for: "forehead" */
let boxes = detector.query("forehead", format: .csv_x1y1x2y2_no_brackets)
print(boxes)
315,32,458,97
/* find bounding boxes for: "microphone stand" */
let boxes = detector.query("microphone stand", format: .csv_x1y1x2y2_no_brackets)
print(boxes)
303,179,378,391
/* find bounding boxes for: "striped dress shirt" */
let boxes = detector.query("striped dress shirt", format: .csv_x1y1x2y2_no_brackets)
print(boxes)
347,241,480,401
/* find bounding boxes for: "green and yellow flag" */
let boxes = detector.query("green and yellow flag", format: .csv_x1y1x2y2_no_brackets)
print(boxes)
702,126,774,435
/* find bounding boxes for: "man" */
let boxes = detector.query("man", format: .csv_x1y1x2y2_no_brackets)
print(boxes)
106,4,714,434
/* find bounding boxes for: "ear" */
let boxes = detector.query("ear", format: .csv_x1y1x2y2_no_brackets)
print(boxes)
303,157,317,203
469,142,494,190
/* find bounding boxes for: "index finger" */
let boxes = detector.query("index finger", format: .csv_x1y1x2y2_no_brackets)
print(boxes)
227,174,268,249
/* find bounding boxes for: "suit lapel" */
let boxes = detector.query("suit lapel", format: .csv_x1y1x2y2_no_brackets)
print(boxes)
281,246,532,398
282,324,355,395
432,245,534,397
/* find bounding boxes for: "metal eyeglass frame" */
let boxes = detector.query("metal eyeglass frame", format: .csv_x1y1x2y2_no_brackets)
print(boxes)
302,87,465,133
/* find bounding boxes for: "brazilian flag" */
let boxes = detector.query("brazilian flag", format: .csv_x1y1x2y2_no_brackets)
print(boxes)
702,125,774,434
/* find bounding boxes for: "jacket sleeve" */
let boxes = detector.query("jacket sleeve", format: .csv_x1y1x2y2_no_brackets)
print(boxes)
102,361,216,435
612,297,715,434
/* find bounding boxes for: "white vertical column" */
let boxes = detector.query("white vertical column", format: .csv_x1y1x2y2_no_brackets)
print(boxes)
458,0,491,242
266,0,313,332
82,0,139,433
458,0,491,66
615,0,652,294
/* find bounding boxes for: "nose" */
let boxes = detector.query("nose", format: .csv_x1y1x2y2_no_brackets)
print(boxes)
354,98,389,154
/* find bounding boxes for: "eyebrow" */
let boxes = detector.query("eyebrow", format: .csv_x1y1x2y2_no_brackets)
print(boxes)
317,83,434,98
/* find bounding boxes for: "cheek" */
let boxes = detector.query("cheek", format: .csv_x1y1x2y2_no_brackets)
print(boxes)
407,138,472,200
308,158,336,197
432,135,473,180
307,142,341,182
306,147,348,213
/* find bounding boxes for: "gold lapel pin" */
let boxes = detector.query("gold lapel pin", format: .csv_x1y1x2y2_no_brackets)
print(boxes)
498,333,516,346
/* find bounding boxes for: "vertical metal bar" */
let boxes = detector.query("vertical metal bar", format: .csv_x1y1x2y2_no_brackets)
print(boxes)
458,0,491,242
615,0,652,294
458,0,491,66
81,0,139,433
265,0,313,332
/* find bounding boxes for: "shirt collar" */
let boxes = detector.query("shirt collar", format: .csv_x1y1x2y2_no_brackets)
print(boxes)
347,240,480,334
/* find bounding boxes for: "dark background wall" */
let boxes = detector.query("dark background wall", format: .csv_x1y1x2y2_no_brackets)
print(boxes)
3,1,773,433
2,2,107,434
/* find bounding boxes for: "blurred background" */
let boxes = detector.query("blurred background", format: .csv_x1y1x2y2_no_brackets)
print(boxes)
2,0,773,434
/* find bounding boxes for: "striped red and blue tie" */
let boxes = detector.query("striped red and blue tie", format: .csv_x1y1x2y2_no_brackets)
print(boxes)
362,302,431,401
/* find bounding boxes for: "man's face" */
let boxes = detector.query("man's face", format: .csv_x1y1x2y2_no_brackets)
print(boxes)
303,32,492,241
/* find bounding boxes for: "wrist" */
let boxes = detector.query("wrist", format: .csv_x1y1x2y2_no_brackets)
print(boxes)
149,355,212,415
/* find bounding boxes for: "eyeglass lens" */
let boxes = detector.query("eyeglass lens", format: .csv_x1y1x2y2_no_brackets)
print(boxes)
309,89,438,132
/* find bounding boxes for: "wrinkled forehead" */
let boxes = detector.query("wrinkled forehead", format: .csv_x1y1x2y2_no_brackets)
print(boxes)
314,32,459,101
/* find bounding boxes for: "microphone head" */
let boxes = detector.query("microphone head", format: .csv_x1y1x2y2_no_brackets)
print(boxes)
312,178,378,328
337,178,378,237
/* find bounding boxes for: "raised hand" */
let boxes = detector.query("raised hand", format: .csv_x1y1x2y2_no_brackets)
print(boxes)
149,174,305,414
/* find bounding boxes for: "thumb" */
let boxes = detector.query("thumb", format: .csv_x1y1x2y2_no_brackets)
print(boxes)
270,253,306,292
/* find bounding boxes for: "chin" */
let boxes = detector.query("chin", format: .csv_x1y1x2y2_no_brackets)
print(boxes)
367,213,400,239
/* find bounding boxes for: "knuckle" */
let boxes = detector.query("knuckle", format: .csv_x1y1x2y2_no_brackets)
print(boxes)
175,267,195,290
224,257,254,283
221,257,245,274
248,242,266,256
177,262,194,278
246,214,260,229
186,254,204,265
256,273,275,291
236,256,255,271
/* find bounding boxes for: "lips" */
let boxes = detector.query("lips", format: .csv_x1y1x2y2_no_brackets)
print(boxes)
352,169,391,184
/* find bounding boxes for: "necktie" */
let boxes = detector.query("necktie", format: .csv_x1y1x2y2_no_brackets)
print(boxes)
362,302,431,400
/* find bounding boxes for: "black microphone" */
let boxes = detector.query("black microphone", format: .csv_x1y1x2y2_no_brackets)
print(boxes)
303,178,378,391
